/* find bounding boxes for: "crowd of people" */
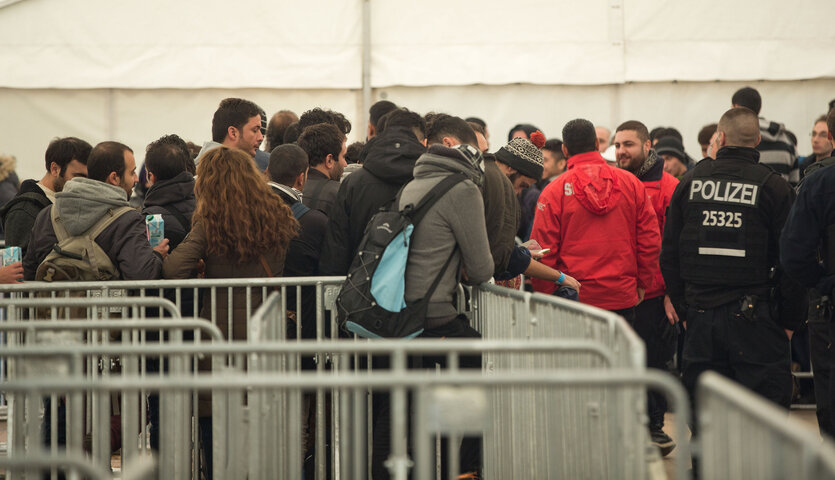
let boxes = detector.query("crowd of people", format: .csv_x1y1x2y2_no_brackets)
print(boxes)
1,85,834,478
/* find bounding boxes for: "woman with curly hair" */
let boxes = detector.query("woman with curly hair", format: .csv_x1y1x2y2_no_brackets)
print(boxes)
164,145,298,335
162,146,297,476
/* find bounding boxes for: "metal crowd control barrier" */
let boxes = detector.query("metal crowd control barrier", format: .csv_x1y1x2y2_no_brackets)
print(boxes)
0,341,691,480
472,283,649,479
0,297,224,480
697,371,835,480
0,277,344,340
0,452,118,480
0,338,616,480
0,277,342,409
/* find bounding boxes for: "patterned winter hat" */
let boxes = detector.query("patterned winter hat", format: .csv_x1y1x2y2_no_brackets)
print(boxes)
495,131,545,180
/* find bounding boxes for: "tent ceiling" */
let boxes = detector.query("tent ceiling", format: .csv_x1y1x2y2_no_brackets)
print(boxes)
0,0,832,89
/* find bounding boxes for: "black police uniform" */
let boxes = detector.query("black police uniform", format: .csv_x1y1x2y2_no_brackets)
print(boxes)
661,146,806,410
780,158,835,437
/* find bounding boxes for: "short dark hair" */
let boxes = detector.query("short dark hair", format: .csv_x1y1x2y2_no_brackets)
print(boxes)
732,87,762,114
299,107,352,135
467,121,485,136
369,100,397,127
211,98,262,143
616,120,650,144
297,123,345,167
44,137,92,174
145,134,190,182
698,123,718,145
283,122,302,145
718,107,760,147
380,108,426,141
425,113,478,147
827,108,835,139
465,117,486,128
268,144,309,186
541,139,565,160
507,123,541,142
650,127,683,144
561,119,597,156
87,141,132,182
265,110,298,152
345,141,365,165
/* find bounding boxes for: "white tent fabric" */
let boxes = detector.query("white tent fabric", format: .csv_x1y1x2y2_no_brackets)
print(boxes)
0,0,834,182
1,0,833,89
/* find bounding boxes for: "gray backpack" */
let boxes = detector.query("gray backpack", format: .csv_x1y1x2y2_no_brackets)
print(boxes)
36,205,134,282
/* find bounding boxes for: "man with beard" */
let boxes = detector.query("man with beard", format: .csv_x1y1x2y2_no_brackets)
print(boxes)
614,120,680,455
297,123,347,216
195,97,265,163
1,137,90,257
24,141,168,280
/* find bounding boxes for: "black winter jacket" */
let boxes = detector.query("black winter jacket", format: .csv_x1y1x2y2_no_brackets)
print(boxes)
482,156,519,276
141,172,196,250
1,179,51,255
780,159,835,296
302,169,339,217
319,126,425,276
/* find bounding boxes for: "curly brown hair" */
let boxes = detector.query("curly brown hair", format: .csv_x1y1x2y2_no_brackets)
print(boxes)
194,147,298,262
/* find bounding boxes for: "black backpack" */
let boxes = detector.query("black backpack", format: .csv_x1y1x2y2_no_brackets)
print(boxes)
336,173,466,338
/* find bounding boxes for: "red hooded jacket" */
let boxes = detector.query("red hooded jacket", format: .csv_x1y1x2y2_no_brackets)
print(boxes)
530,151,661,310
637,157,679,299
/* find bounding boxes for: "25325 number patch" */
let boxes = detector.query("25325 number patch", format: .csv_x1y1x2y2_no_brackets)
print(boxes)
701,210,742,228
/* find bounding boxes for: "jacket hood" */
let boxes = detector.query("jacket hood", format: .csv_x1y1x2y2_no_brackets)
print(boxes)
143,171,196,208
637,149,663,182
413,145,484,187
362,126,426,184
54,177,131,236
195,141,222,163
568,151,622,216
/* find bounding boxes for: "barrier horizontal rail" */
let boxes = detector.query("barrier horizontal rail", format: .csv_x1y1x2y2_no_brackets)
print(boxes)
0,453,116,480
0,306,222,480
1,337,622,480
0,366,691,480
0,277,344,338
698,371,835,480
472,283,648,479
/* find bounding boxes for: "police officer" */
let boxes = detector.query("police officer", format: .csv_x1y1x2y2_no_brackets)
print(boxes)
661,106,806,410
780,107,835,437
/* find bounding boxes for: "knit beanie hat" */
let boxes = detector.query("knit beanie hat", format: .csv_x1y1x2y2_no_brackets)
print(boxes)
495,131,545,179
655,137,695,170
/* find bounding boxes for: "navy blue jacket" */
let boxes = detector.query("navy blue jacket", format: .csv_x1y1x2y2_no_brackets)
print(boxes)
780,161,835,295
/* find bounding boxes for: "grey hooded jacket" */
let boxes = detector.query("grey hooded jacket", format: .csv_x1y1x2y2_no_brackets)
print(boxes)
23,177,162,281
398,145,494,323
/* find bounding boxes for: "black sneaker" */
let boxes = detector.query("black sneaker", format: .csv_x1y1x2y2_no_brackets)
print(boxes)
650,427,676,456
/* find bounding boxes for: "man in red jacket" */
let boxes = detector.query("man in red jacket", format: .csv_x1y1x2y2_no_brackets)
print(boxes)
530,118,660,323
614,120,680,456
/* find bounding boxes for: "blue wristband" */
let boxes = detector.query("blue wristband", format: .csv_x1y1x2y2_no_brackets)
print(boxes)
557,272,566,284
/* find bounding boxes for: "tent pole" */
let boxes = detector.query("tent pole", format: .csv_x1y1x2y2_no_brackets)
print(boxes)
361,0,372,137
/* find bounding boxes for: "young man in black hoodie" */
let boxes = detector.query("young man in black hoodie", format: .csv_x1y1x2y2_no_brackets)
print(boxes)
319,108,426,276
2,137,90,257
141,134,195,250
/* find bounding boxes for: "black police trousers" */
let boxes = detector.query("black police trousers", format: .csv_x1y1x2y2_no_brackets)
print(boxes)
682,297,792,419
631,296,678,428
808,290,835,438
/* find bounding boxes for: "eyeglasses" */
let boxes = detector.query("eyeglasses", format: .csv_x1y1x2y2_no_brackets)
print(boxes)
811,131,829,139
